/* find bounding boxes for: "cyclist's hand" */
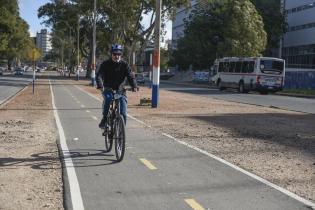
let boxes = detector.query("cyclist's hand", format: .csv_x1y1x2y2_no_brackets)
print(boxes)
132,87,139,92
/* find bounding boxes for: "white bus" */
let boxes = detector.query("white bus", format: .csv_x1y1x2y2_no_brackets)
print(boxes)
210,57,285,94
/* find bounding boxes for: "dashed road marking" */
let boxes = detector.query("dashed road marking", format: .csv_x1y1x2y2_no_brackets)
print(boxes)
185,199,205,210
75,82,315,209
91,116,98,120
86,110,91,113
139,158,157,170
80,104,85,108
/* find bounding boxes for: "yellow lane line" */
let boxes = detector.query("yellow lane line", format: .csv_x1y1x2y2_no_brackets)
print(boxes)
185,199,205,210
139,158,157,170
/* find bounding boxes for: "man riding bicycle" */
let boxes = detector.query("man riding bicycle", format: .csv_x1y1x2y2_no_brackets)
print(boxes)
96,44,138,129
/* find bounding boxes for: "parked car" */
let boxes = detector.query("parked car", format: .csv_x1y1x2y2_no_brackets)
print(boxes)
14,67,24,75
135,73,145,84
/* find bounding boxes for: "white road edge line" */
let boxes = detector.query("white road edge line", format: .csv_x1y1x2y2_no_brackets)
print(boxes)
50,81,85,210
74,84,315,209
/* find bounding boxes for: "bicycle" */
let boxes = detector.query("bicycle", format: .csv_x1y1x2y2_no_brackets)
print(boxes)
102,89,128,162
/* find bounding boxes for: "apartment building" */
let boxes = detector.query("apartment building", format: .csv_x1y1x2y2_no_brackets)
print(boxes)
36,29,52,57
281,0,315,88
172,0,198,49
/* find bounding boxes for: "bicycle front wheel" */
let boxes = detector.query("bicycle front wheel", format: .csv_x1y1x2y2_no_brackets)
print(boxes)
114,114,126,162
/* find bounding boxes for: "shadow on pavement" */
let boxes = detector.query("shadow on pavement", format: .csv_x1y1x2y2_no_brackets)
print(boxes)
0,149,118,169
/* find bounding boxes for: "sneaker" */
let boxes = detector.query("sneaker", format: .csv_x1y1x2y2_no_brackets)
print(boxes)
98,117,107,129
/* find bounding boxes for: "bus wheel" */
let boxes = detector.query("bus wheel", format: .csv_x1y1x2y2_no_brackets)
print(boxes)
238,81,247,93
218,80,225,91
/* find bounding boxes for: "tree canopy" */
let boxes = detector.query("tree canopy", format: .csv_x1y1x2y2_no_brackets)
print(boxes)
0,0,36,69
38,0,190,76
172,0,268,70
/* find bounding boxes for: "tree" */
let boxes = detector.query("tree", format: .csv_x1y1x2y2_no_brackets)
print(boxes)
172,0,267,70
221,0,267,57
0,0,35,69
38,0,191,77
250,0,285,56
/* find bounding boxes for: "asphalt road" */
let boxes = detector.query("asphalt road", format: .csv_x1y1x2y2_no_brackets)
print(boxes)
0,72,32,105
51,79,314,210
160,81,315,114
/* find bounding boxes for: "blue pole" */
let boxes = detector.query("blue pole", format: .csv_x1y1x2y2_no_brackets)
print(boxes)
151,0,161,108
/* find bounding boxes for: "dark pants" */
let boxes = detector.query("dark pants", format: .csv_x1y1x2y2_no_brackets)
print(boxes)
102,90,127,123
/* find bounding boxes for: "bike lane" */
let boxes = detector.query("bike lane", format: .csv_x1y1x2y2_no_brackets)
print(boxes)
50,80,314,210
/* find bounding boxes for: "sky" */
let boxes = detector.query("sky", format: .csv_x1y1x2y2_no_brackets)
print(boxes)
18,0,172,41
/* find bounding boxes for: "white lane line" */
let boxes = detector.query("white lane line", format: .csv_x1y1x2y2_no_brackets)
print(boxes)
91,116,98,121
74,84,315,208
73,137,79,141
86,110,91,113
80,104,85,108
49,81,84,210
161,133,315,209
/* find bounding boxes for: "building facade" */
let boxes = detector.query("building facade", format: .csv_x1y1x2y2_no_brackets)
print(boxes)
36,29,52,58
282,0,315,89
172,0,198,49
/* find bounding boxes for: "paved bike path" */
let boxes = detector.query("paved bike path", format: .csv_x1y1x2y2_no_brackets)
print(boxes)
51,80,313,210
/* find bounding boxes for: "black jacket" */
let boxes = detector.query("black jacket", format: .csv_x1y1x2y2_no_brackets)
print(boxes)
96,59,137,91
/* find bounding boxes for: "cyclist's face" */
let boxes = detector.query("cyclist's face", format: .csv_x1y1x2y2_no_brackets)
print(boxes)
111,53,122,62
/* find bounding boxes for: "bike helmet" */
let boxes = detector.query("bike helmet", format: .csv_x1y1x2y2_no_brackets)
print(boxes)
111,44,123,54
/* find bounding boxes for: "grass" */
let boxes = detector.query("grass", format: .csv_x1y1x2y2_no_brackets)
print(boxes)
281,88,315,96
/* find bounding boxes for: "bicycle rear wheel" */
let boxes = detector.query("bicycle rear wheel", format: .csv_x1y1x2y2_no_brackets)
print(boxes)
114,115,126,162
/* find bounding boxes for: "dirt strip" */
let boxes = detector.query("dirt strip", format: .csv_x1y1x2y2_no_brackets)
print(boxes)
0,80,63,210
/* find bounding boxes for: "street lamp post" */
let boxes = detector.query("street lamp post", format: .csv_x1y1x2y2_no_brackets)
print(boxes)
151,0,162,108
77,16,80,81
91,0,97,86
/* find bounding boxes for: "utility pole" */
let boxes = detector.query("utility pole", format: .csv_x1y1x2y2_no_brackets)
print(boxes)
77,16,80,81
151,0,162,108
91,0,97,86
279,0,286,58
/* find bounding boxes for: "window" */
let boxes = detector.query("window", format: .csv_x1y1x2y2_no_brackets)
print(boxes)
218,62,224,72
229,62,236,72
242,61,248,73
235,61,242,73
248,61,255,73
260,60,284,74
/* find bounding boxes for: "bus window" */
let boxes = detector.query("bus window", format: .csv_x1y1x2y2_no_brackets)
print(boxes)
219,62,224,72
242,61,249,73
248,61,255,73
229,62,236,72
260,60,284,74
235,61,242,73
224,62,229,72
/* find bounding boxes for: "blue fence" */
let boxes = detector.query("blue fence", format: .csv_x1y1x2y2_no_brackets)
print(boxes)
193,71,209,83
284,71,315,89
